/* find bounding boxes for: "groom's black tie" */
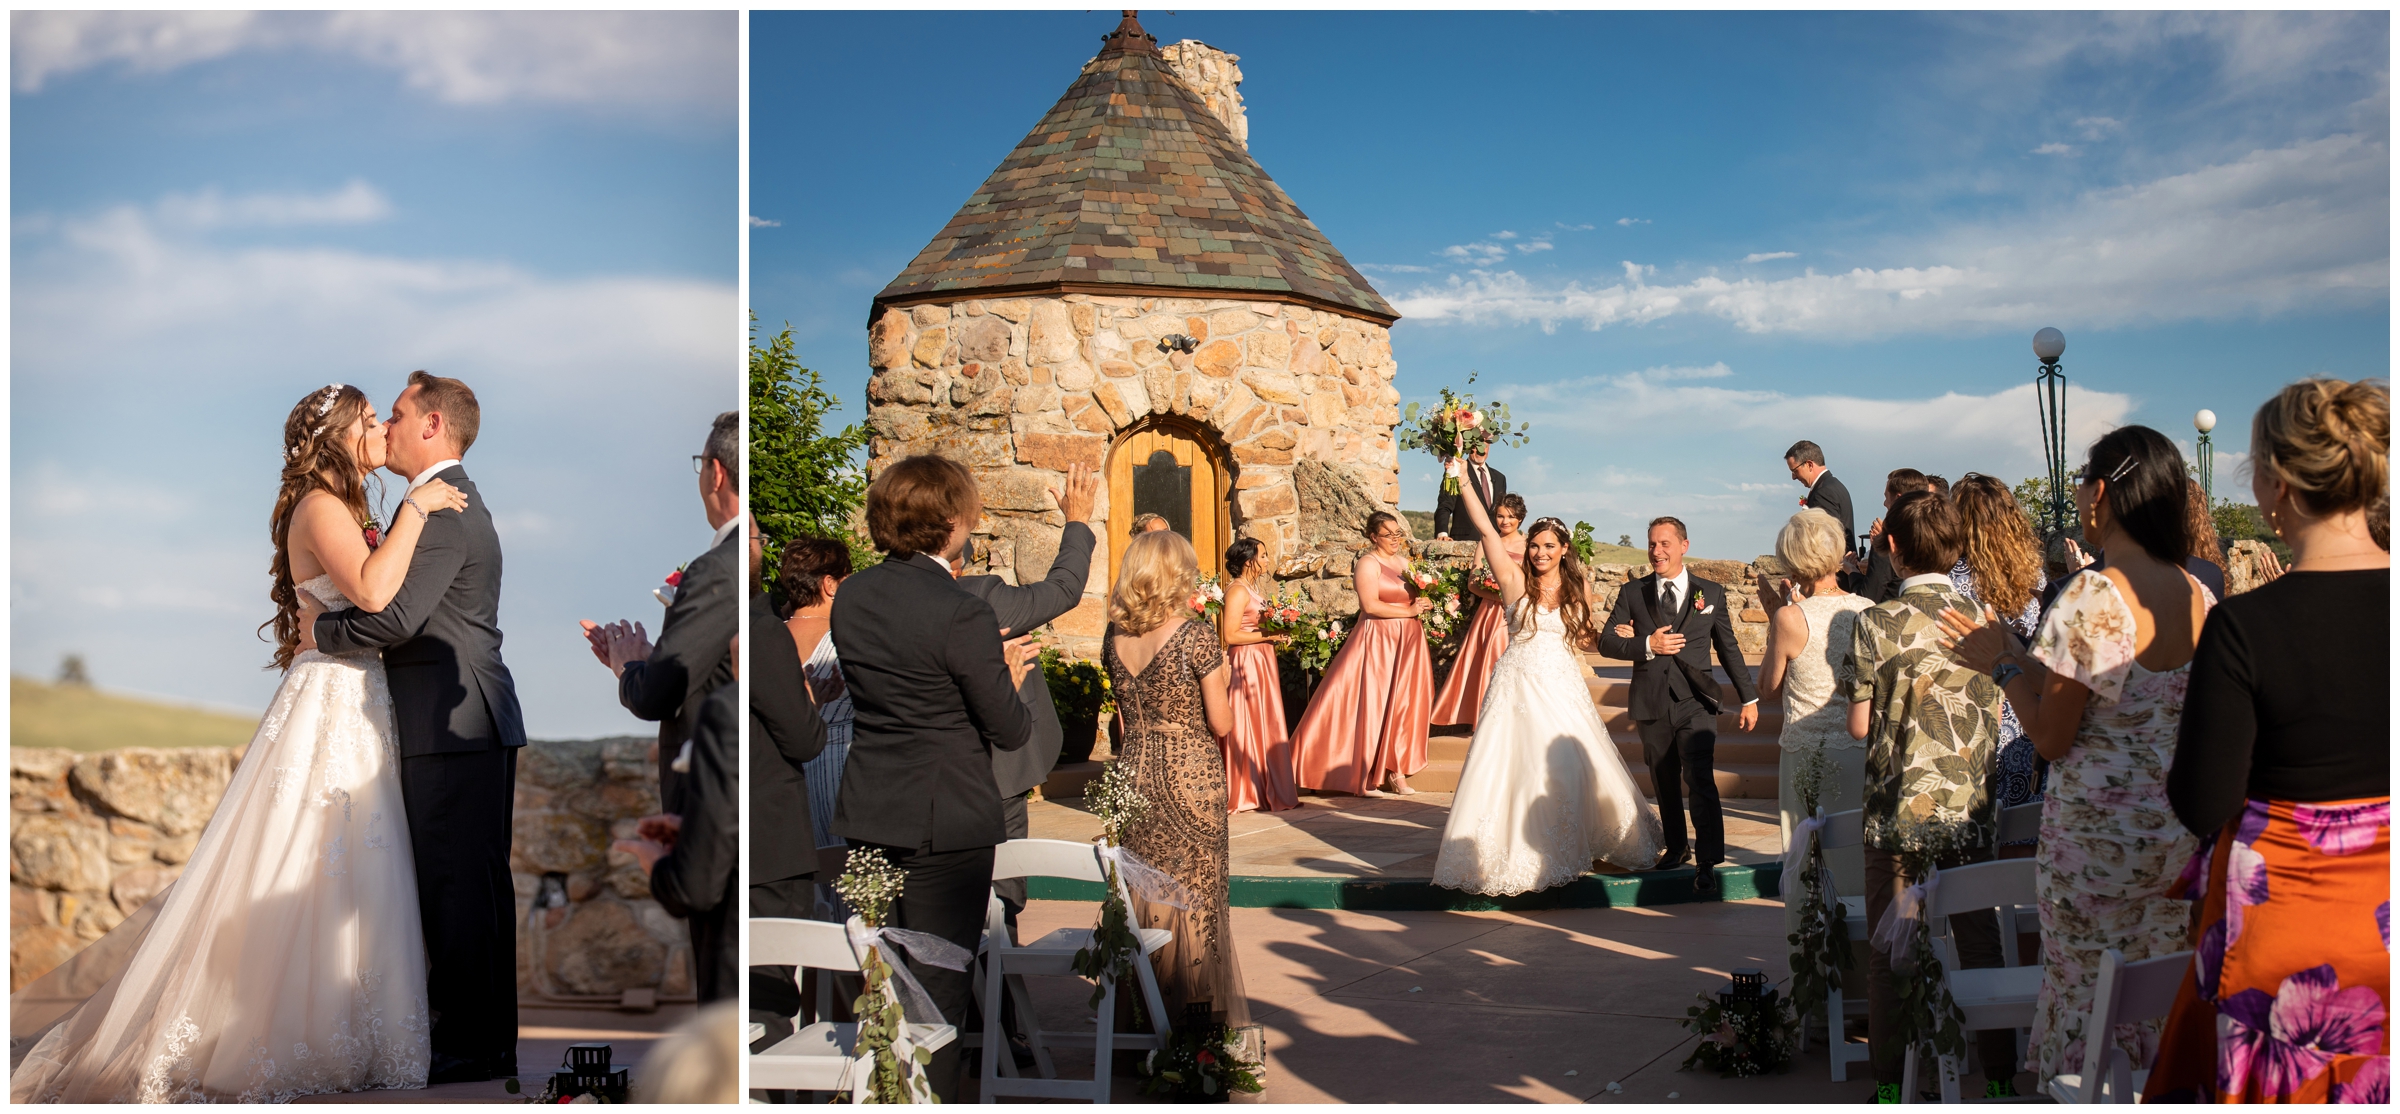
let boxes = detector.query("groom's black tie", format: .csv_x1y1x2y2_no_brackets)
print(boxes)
1662,581,1677,617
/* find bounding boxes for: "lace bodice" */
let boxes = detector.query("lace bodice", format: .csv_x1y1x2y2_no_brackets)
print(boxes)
1781,593,1873,752
1503,599,1567,642
300,574,353,610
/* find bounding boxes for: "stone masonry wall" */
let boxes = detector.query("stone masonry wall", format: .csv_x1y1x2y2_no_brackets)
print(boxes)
11,741,687,1001
866,293,1404,660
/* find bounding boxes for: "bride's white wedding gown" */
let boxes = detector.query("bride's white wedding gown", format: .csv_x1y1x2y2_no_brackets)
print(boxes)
11,575,431,1103
1432,600,1663,895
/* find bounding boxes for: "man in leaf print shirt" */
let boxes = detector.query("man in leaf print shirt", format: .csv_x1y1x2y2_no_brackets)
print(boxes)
1845,490,2018,1100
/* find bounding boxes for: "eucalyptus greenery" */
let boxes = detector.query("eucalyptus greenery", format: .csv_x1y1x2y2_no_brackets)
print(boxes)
1886,852,1970,1075
1783,756,1853,1039
1071,762,1150,1016
832,847,936,1103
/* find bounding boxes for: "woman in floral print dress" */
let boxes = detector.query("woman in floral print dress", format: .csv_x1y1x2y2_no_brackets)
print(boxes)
1942,425,2213,1087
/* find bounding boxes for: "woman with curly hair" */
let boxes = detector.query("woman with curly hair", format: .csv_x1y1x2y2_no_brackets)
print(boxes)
15,384,468,1102
1947,474,2048,854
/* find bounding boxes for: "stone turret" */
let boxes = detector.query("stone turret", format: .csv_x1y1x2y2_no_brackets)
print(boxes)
862,11,1404,656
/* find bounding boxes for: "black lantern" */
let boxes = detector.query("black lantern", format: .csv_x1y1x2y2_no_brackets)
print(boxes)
544,1042,629,1102
1703,967,1789,1077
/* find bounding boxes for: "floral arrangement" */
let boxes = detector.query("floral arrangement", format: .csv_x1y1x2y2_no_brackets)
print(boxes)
1783,755,1851,1042
1569,521,1598,567
1473,567,1502,598
1040,647,1111,723
1071,761,1150,1017
360,514,384,551
1679,979,1796,1078
1189,573,1226,624
1279,610,1349,676
1401,370,1529,494
1138,1005,1266,1101
831,848,937,1104
1253,585,1309,638
1410,563,1471,649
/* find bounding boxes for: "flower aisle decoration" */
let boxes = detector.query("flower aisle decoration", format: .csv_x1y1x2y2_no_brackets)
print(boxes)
1782,755,1851,1044
1870,857,1969,1073
1400,370,1530,494
1070,761,1197,1026
833,847,974,1103
1189,573,1226,624
1139,1003,1266,1101
1680,969,1796,1078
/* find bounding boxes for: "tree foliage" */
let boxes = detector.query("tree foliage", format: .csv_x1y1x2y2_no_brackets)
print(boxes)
748,319,874,582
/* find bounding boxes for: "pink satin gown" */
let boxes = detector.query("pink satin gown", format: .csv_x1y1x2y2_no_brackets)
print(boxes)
1430,590,1510,726
1293,554,1434,795
1221,589,1298,813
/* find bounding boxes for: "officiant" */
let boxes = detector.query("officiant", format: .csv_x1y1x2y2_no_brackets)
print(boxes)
1433,446,1508,542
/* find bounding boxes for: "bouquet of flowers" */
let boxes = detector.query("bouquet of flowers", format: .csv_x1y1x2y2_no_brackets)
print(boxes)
1401,370,1530,494
1410,563,1471,648
1189,574,1226,624
1139,1004,1266,1100
1473,567,1503,598
1254,585,1310,639
1282,612,1349,675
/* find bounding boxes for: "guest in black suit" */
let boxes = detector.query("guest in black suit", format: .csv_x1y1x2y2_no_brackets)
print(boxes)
1597,516,1760,898
948,463,1097,939
832,455,1037,1100
585,410,742,808
1433,446,1508,542
1848,468,1930,603
1785,440,1856,554
746,525,828,1043
311,370,524,1083
621,665,740,1004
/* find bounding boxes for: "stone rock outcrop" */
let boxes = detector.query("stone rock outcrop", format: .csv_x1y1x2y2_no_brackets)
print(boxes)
12,740,689,1002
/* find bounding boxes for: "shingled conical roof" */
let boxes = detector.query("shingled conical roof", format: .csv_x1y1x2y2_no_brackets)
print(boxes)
874,12,1397,325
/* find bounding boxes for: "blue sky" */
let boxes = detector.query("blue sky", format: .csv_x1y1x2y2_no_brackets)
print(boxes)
12,12,737,736
752,10,2388,558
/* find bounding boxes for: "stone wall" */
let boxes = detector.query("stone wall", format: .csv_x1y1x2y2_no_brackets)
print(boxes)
866,293,1404,660
11,740,688,1002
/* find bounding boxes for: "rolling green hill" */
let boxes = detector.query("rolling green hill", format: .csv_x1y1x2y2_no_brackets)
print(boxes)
10,676,259,752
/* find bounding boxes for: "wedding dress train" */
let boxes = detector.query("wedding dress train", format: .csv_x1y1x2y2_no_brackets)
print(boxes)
10,575,430,1102
1431,601,1663,896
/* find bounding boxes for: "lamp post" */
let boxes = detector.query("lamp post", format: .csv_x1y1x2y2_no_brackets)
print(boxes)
2032,327,2069,539
2194,409,2217,506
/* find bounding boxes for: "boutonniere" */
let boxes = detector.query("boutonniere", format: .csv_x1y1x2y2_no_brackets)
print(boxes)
654,563,687,607
361,517,383,550
1693,592,1714,615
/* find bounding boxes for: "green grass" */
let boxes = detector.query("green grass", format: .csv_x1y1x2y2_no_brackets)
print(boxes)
1399,513,1662,567
10,676,259,752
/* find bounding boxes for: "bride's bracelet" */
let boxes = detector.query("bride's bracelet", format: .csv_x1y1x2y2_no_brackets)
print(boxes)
404,496,429,520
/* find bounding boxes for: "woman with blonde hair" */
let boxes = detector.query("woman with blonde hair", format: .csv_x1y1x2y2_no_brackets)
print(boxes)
1102,529,1249,1028
1753,507,1872,929
1291,512,1436,796
1948,474,2047,855
2147,377,2388,1102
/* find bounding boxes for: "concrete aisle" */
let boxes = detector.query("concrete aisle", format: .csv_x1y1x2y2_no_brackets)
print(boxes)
293,1004,693,1104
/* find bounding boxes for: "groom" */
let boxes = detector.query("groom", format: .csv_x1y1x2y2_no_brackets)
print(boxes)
311,371,526,1084
1597,516,1758,898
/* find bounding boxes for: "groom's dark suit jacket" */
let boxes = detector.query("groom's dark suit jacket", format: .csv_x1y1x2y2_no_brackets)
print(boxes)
317,465,525,755
956,521,1096,801
1597,570,1758,762
831,552,1034,853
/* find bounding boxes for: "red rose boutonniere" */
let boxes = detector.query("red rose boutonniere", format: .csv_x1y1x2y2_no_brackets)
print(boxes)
1693,591,1714,615
654,564,688,607
361,518,382,550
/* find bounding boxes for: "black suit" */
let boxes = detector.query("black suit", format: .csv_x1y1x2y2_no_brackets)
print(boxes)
747,590,827,1043
831,551,1034,1100
649,684,739,1004
1805,472,1858,556
1597,570,1759,870
316,463,524,1072
1432,462,1508,541
620,529,739,809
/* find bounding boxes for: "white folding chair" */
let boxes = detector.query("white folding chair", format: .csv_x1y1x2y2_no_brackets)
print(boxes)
749,917,959,1102
977,838,1172,1103
2046,949,2191,1103
1994,802,2043,966
1902,859,2043,1104
1800,808,1874,1083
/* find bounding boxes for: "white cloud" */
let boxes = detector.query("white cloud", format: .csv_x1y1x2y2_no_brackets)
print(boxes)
1358,263,1434,274
1743,251,1799,263
2075,116,2124,140
1557,222,1597,232
1393,132,2386,337
1441,241,1511,264
1615,217,1652,227
1492,230,1518,240
11,11,733,114
748,215,782,228
2032,142,2078,156
153,180,393,230
1516,239,1554,254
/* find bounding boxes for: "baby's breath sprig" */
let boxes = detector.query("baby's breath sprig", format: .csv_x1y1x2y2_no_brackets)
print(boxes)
1084,760,1149,848
1073,761,1153,1014
835,847,906,929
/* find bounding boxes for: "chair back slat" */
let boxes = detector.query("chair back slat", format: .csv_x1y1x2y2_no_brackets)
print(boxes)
1998,802,2041,844
751,917,861,972
2107,948,2192,1027
1925,859,2037,917
1818,809,1865,851
993,838,1107,884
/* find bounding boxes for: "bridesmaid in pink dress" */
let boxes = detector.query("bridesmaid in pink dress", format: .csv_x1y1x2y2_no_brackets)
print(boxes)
1293,512,1436,796
1218,538,1298,812
1431,493,1528,727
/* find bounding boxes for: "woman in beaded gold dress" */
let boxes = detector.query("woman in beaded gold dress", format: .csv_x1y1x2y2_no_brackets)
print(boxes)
1101,529,1250,1028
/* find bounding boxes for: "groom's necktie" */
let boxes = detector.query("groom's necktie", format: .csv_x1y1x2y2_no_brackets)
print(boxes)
1475,465,1491,507
1662,581,1678,617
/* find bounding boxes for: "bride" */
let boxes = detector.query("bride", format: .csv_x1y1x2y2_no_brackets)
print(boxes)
1430,458,1662,896
11,384,467,1102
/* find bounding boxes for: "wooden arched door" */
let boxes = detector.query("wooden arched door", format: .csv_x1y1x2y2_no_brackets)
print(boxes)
1108,421,1232,582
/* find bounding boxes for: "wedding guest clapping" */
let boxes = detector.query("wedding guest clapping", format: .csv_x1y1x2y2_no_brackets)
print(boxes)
751,530,829,1042
2146,378,2389,1103
1219,537,1297,813
1292,513,1434,797
1432,492,1526,728
584,410,741,805
618,638,740,1005
1847,468,1929,603
1939,426,2212,1091
1753,508,1869,932
1947,474,2047,855
777,537,854,854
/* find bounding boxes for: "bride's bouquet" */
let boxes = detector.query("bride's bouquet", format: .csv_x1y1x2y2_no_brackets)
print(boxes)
1402,370,1529,494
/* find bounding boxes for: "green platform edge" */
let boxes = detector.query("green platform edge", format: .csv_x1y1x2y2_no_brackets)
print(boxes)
1027,863,1783,911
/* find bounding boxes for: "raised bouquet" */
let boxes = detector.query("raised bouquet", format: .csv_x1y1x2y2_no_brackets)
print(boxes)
1189,574,1226,624
1402,370,1529,494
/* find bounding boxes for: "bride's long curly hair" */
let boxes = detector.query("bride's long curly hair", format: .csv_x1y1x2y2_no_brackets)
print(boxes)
260,384,381,670
1515,517,1598,650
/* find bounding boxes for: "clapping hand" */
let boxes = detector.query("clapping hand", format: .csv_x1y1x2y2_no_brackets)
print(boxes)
1935,604,2019,673
1003,633,1038,688
2257,546,2288,583
579,619,653,677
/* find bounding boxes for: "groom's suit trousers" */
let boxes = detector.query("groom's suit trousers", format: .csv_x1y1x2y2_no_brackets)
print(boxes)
401,747,519,1069
1639,698,1724,868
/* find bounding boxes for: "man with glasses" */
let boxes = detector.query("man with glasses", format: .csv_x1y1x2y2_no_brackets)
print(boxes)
584,410,742,807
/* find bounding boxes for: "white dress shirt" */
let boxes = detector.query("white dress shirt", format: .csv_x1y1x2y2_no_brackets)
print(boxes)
709,517,740,550
408,458,462,490
1898,572,1953,594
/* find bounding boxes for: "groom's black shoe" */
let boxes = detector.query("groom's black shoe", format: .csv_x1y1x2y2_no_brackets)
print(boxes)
1649,848,1693,872
1692,865,1720,899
